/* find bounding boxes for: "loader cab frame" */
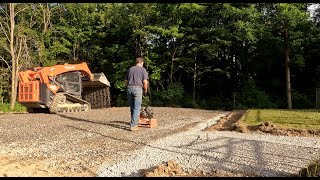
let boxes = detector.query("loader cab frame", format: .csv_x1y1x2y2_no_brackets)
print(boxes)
54,71,82,97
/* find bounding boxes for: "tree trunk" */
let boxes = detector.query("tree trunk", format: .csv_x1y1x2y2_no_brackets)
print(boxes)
39,4,49,65
0,62,3,105
170,59,173,84
193,56,197,105
9,3,16,110
170,40,176,85
284,26,292,109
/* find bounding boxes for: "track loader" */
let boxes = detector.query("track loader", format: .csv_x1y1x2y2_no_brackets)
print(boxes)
18,62,111,113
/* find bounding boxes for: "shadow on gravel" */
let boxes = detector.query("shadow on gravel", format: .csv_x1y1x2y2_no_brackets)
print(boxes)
57,113,130,131
175,137,303,177
65,124,197,156
59,114,303,177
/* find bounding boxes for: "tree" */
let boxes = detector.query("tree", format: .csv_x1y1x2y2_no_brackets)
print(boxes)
0,3,31,109
271,3,309,109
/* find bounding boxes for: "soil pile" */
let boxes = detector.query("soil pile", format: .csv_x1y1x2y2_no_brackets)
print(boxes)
143,160,187,177
142,160,252,177
206,110,320,137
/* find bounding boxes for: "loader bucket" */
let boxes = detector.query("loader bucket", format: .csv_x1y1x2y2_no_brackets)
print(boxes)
82,72,111,87
81,72,112,109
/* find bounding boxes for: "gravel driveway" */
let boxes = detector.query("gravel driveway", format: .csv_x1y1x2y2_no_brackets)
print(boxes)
0,107,225,177
1,107,319,177
97,113,320,177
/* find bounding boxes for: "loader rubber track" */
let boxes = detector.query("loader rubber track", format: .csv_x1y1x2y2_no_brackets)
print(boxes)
49,93,91,114
82,86,111,109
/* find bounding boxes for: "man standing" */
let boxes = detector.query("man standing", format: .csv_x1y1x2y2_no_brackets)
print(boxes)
125,57,149,131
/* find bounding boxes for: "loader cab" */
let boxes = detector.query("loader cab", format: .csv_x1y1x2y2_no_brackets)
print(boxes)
54,71,82,97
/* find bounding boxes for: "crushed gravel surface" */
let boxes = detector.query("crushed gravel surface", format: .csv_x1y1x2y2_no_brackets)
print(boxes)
1,107,319,177
97,112,320,177
0,107,224,177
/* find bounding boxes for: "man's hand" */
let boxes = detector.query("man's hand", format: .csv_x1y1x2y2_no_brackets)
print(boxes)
143,91,148,97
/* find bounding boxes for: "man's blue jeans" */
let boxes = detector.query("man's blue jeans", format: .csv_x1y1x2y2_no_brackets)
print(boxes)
127,86,143,127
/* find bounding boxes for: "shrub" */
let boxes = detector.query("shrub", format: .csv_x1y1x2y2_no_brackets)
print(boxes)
273,96,286,109
152,83,184,107
116,94,128,107
150,90,164,106
182,94,197,108
196,99,207,109
237,79,276,109
292,91,313,109
205,96,224,109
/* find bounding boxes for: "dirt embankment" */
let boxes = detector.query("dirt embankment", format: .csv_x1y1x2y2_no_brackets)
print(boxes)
205,110,320,137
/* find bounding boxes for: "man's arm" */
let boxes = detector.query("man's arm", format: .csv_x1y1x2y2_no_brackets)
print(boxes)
124,69,129,88
143,79,148,93
142,68,149,94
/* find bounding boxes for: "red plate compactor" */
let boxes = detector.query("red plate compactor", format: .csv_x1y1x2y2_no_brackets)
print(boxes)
138,95,158,128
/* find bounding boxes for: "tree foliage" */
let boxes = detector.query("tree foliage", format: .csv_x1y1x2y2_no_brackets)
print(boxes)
0,3,319,110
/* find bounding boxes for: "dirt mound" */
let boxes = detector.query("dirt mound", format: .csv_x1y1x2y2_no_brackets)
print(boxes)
205,110,245,131
206,110,320,137
142,160,187,177
247,122,320,137
142,160,254,177
231,122,249,133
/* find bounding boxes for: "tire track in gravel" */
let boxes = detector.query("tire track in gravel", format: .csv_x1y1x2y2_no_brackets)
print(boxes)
97,113,320,177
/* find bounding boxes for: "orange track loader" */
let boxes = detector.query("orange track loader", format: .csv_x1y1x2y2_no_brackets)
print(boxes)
18,62,111,113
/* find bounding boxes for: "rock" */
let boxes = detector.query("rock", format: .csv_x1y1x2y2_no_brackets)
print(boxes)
169,171,175,176
167,160,175,168
230,123,237,130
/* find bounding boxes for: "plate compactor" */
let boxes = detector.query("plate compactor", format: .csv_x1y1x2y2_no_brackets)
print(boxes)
138,94,158,128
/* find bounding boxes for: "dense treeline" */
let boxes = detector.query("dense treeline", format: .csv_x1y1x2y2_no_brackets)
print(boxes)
0,3,319,110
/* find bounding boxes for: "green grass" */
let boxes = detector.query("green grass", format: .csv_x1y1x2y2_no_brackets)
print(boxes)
240,109,320,130
299,160,320,177
0,103,27,113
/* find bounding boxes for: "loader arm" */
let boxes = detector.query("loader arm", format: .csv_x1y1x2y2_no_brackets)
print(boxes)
18,62,94,83
36,62,94,84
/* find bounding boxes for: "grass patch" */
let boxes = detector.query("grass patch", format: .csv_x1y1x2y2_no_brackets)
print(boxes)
0,103,27,113
299,160,320,177
240,109,320,130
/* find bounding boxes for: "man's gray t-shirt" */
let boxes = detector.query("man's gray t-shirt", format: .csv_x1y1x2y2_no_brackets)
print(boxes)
126,66,148,88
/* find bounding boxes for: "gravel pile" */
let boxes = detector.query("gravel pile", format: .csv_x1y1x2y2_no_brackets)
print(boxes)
97,113,320,177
